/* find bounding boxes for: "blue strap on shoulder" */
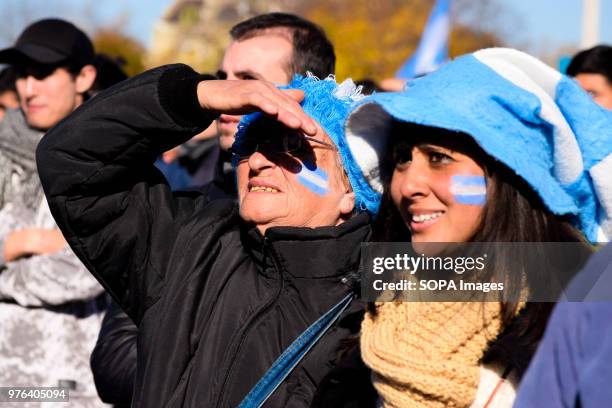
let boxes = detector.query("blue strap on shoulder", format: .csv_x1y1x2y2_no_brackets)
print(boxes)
237,292,355,408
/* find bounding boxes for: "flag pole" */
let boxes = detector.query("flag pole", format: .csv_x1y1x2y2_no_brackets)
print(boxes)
580,0,600,49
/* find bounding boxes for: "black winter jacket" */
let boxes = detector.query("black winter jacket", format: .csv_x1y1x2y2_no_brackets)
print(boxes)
91,300,137,405
90,151,238,406
37,64,371,407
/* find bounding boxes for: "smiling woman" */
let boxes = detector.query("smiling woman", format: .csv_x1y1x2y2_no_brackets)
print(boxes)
388,127,488,244
341,48,612,408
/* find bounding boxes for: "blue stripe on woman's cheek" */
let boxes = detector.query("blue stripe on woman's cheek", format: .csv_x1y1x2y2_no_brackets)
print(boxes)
454,194,487,205
450,175,487,205
297,166,330,196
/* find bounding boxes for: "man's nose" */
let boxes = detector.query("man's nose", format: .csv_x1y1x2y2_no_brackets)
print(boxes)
23,76,38,98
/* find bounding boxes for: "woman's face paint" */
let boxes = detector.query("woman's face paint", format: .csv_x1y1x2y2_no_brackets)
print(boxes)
390,140,487,243
296,161,330,196
450,175,487,205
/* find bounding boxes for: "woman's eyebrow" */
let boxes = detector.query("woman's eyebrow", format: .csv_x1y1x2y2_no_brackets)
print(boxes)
417,143,458,154
415,143,443,150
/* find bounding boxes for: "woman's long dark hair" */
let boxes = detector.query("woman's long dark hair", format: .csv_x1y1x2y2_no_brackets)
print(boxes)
372,123,591,377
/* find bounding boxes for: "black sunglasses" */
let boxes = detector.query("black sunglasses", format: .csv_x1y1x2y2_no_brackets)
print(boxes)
14,62,62,80
230,130,336,161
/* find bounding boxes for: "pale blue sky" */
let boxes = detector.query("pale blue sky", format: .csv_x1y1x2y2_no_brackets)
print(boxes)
0,0,610,58
506,0,611,53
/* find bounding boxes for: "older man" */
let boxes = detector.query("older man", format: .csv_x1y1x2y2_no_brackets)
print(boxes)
37,64,377,406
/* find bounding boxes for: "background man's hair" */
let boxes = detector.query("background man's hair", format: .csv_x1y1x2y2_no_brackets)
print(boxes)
230,12,335,78
87,54,128,98
567,44,612,83
0,67,17,93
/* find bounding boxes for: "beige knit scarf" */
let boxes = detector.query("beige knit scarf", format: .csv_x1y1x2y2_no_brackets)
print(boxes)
360,301,503,408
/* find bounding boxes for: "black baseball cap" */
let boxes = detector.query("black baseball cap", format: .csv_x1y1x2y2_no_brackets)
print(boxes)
0,19,94,66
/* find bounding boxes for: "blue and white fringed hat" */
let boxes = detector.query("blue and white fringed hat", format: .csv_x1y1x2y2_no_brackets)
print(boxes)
234,74,381,214
345,48,612,242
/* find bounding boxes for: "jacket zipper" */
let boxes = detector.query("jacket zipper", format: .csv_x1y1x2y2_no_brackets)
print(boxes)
215,236,284,408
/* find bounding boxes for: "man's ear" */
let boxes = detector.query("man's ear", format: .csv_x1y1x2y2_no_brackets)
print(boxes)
339,191,355,216
75,64,97,94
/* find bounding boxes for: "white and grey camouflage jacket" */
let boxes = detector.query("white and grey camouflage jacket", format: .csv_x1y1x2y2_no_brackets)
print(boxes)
0,109,108,407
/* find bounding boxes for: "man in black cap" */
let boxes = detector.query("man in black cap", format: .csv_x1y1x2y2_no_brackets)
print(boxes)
0,18,97,130
0,19,106,406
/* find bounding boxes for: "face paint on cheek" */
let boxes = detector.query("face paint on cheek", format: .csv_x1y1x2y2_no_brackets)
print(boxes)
296,164,330,196
450,175,487,205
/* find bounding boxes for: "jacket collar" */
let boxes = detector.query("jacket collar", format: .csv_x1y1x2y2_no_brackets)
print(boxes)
213,149,237,195
243,213,371,279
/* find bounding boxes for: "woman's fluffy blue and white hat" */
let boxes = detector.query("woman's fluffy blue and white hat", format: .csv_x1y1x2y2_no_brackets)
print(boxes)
234,74,381,214
345,48,612,242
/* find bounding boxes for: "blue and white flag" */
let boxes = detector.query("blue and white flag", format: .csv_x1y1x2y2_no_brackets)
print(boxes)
396,0,450,79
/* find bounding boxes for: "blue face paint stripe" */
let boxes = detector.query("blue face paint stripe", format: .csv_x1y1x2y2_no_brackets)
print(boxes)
454,194,487,205
297,167,329,196
450,175,486,205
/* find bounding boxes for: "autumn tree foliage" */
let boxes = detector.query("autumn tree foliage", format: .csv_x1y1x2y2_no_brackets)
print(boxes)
93,30,146,77
294,0,505,80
